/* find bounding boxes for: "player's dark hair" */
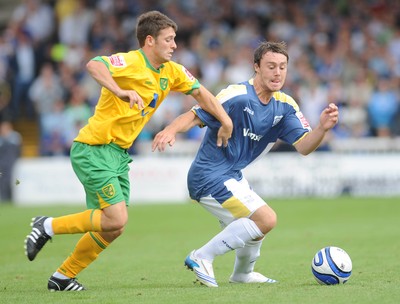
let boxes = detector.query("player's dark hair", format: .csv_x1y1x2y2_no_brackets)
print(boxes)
136,11,178,47
253,41,289,66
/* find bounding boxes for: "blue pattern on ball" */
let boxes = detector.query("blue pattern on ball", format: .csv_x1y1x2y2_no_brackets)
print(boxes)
311,268,339,285
325,247,352,279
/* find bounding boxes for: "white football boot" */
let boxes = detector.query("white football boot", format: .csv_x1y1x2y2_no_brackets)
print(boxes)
184,250,218,287
229,272,277,284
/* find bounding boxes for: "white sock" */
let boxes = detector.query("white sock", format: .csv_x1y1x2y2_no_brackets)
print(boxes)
44,217,54,236
232,239,263,276
195,218,264,262
52,271,70,280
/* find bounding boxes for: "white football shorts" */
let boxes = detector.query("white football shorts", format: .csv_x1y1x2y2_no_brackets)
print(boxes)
197,177,267,227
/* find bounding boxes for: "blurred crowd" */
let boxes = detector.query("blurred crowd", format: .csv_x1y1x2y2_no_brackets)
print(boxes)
1,0,400,157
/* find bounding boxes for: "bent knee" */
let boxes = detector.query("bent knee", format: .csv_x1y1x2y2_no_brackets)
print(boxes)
101,213,128,231
99,227,125,243
251,206,277,235
108,226,125,238
259,213,277,234
107,217,128,231
266,210,277,231
101,202,129,231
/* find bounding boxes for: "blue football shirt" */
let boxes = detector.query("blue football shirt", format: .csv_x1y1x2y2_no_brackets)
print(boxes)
187,79,312,201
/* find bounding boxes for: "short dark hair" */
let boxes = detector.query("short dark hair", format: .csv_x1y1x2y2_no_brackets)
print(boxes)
253,41,289,66
136,11,178,47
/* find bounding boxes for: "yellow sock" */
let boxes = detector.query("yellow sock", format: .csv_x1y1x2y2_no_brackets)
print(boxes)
57,232,109,278
52,209,102,234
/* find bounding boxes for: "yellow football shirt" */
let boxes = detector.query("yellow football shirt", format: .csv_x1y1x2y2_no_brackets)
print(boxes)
75,49,200,149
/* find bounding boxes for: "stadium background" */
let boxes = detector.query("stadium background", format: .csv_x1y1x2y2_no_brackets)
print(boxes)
0,0,400,204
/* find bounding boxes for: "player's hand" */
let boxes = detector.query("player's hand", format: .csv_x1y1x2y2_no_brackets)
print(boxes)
217,122,233,147
152,129,176,152
116,89,145,109
320,103,339,131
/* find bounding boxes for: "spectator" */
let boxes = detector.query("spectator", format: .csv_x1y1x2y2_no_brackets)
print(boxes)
40,99,68,156
28,62,64,118
296,73,329,128
367,77,399,137
63,84,92,151
223,45,254,85
2,0,400,156
8,28,36,120
11,0,55,45
0,120,22,202
58,0,94,47
11,0,55,69
199,43,226,93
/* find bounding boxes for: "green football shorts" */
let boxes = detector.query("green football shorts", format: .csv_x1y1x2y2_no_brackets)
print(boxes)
70,141,132,209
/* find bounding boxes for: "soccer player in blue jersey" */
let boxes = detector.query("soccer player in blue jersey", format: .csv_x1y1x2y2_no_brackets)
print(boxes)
152,41,339,287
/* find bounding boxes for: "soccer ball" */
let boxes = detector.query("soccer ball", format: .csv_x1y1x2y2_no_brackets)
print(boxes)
311,246,352,285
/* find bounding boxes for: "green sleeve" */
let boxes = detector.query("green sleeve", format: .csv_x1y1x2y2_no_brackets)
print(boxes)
185,79,201,95
91,56,110,70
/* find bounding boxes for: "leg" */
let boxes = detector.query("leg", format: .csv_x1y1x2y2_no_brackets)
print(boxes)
47,200,129,234
184,216,263,287
47,203,128,292
26,142,132,291
25,202,127,261
47,202,128,287
25,202,128,291
227,200,277,284
0,167,12,201
52,202,128,275
232,239,263,277
194,179,276,261
185,178,276,286
230,238,277,284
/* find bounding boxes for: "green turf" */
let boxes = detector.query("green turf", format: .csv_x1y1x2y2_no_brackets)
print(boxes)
0,197,399,304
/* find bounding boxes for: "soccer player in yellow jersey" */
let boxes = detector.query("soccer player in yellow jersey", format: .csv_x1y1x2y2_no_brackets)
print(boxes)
24,10,233,291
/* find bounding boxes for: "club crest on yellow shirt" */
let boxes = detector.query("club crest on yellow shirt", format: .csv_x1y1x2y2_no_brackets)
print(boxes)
160,78,168,90
102,184,115,198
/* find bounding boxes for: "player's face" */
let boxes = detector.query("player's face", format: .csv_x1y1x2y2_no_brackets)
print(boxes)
255,52,287,92
153,27,177,64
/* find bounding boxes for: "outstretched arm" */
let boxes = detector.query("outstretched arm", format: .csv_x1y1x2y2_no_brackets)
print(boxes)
190,86,232,147
86,60,144,109
152,111,202,152
294,103,339,155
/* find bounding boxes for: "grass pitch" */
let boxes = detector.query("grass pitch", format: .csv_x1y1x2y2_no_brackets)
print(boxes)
0,197,399,304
